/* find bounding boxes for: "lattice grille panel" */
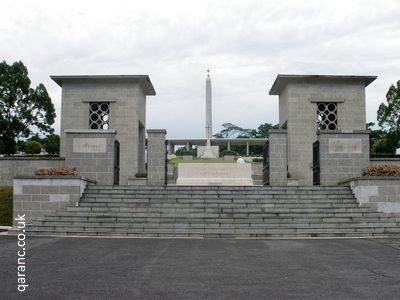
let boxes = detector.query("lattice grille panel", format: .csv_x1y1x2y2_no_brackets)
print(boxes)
317,103,337,130
89,102,110,130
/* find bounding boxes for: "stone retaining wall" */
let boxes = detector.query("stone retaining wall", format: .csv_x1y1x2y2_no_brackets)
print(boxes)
342,177,400,214
13,176,92,226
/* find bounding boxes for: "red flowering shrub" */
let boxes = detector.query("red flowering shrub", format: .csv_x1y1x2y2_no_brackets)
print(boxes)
34,167,77,176
362,164,400,177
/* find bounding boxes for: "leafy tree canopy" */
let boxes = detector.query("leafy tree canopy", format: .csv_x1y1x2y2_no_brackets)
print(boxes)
377,80,400,152
44,134,60,155
213,122,278,139
0,61,56,155
213,123,251,138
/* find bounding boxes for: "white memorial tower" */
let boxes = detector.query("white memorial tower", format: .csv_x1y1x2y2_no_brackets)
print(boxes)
205,69,212,139
198,70,219,158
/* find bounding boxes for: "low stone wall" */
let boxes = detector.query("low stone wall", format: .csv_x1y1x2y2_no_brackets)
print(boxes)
342,177,400,214
370,158,400,166
13,176,92,226
127,177,147,186
0,157,65,185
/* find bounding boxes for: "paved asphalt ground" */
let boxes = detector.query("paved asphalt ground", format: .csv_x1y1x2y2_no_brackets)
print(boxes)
1,236,399,299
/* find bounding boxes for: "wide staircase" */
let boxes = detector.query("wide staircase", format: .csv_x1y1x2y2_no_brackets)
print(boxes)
27,185,400,238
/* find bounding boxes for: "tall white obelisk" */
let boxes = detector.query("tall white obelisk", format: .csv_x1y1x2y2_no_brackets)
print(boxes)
199,69,219,159
205,69,212,139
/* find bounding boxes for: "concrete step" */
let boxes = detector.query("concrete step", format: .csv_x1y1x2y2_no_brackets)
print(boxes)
34,215,400,224
85,189,351,196
87,185,351,191
27,185,400,239
77,201,360,209
31,220,400,230
26,227,400,238
61,206,385,215
74,203,361,211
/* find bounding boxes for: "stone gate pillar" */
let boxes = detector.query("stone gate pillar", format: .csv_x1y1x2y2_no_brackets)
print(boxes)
268,129,288,186
318,131,370,185
65,129,116,185
147,129,167,186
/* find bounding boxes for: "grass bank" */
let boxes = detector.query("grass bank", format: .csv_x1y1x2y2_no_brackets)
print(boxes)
0,186,13,226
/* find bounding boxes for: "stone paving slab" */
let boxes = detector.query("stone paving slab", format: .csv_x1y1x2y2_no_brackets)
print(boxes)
1,236,400,299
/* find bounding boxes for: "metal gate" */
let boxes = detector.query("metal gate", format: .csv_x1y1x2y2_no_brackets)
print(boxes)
114,140,120,185
262,140,269,185
165,140,168,185
312,140,320,185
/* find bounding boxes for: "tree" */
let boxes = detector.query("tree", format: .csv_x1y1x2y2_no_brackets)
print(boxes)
255,123,278,138
44,134,60,155
213,123,252,138
24,140,42,154
377,80,400,153
366,122,396,155
0,61,56,155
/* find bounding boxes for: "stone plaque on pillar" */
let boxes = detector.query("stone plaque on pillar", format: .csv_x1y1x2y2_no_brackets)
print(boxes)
73,138,107,153
328,138,362,154
65,130,116,185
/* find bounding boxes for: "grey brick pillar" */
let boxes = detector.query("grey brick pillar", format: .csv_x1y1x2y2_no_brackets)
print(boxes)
147,129,167,186
65,130,116,185
268,129,288,186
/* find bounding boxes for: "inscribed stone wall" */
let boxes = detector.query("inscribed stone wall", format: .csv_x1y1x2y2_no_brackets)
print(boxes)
319,131,370,185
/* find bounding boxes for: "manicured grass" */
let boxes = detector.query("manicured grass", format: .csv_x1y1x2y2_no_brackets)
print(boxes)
168,158,237,166
0,186,13,226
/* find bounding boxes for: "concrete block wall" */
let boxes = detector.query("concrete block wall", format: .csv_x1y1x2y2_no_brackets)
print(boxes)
318,131,370,186
65,130,116,185
13,176,89,226
268,130,287,186
346,177,400,213
0,157,65,185
147,129,167,186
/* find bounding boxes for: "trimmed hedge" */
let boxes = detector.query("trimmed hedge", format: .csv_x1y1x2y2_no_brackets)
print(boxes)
221,150,236,156
362,164,400,177
252,158,263,162
0,186,13,226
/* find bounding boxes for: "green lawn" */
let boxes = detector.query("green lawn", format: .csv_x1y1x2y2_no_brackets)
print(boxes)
0,186,13,226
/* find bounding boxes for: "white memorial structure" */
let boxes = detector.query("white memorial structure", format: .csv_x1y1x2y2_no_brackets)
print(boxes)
197,70,219,159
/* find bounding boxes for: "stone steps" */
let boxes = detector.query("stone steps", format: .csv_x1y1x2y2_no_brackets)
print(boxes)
26,185,400,238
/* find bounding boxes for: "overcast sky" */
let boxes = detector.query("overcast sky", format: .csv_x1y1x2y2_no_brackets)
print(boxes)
1,0,400,138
